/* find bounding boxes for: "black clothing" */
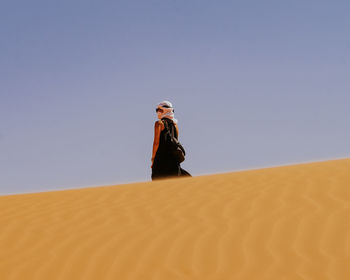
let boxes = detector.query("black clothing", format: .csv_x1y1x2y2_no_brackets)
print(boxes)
152,118,180,180
180,168,191,177
152,118,191,180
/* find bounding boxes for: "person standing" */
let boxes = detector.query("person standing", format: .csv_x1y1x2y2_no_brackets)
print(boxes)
151,101,191,180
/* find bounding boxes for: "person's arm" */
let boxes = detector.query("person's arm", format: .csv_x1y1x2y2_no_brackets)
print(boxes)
151,121,163,167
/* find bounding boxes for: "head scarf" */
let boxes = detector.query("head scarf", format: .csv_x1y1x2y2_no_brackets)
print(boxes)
156,100,178,123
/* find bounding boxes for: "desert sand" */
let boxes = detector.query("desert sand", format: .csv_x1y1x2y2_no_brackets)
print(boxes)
1,158,350,280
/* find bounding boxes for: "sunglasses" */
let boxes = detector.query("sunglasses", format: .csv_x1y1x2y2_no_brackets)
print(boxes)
156,105,172,113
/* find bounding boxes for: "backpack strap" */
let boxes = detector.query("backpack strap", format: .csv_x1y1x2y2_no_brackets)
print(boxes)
162,119,175,138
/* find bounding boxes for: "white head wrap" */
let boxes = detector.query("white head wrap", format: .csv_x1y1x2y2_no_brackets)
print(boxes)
156,100,178,123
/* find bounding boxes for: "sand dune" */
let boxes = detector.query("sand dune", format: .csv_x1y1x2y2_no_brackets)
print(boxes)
1,158,350,279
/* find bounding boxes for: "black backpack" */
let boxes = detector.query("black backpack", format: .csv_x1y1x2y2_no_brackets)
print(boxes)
162,120,186,163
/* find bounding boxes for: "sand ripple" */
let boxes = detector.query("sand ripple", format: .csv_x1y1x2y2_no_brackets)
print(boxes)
1,159,350,279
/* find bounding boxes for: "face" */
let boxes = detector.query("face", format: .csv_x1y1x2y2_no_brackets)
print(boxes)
156,108,164,113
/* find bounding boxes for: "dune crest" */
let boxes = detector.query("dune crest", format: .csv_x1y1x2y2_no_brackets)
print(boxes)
1,158,350,279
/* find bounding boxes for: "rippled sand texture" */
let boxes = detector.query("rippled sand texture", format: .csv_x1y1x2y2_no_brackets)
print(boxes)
1,158,350,280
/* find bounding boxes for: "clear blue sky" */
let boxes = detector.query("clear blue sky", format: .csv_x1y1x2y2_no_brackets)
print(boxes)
1,0,349,195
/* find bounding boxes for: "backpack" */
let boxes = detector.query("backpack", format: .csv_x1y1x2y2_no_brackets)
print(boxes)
162,120,186,163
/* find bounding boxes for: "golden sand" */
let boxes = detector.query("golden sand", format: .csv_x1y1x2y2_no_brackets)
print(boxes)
1,158,350,279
